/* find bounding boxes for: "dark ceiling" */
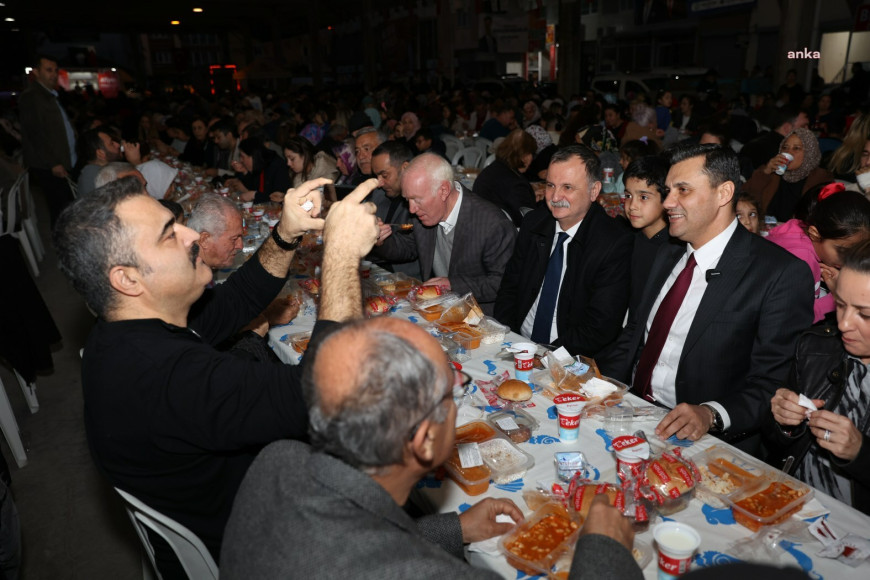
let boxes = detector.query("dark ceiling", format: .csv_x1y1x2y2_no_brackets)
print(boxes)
0,0,361,35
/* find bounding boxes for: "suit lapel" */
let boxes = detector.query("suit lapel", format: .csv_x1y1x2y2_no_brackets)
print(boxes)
682,225,754,357
636,241,685,328
416,226,437,280
448,192,472,277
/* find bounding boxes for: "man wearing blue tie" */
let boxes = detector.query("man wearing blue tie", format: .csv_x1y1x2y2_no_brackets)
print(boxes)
495,145,633,358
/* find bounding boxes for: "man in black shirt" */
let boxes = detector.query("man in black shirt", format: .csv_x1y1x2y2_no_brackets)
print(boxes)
53,175,379,575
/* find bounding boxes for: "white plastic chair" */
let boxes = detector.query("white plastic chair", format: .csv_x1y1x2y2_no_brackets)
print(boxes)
2,176,40,278
18,171,45,262
441,135,463,162
115,487,219,580
483,153,496,168
452,147,484,168
0,373,29,468
473,136,493,154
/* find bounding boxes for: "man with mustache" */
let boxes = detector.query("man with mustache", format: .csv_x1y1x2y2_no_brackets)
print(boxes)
53,175,380,577
600,144,813,455
495,145,633,358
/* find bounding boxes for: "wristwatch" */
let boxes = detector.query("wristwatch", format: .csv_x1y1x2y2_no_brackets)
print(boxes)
271,226,302,251
701,404,724,433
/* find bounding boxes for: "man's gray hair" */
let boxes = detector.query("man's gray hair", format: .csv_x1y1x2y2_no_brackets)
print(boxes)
303,324,446,473
355,125,388,146
52,176,148,318
404,153,455,198
95,162,137,189
187,194,240,235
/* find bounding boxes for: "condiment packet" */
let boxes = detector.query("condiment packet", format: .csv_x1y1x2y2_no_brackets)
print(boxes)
814,518,870,567
796,497,831,520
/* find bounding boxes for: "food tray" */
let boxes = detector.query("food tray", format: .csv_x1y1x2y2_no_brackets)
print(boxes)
478,316,509,345
486,408,539,443
499,503,581,576
444,444,491,496
692,445,769,501
724,472,813,531
478,438,535,484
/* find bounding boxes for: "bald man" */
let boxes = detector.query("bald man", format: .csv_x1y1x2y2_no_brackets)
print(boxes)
222,317,645,578
374,153,516,314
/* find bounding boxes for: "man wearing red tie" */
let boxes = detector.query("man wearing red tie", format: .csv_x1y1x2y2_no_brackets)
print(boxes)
601,144,813,455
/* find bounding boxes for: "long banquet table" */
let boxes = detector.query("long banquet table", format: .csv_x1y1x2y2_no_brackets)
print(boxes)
266,289,870,579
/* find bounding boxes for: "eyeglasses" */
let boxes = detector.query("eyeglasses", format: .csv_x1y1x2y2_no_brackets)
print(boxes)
408,367,472,440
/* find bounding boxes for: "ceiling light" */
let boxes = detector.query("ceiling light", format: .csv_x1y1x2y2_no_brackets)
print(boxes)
171,20,180,25
111,68,117,72
5,17,14,22
193,7,203,13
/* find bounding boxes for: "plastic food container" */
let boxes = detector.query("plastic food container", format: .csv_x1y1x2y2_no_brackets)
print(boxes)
499,503,581,576
281,331,312,354
487,408,539,443
478,438,535,484
374,272,421,299
444,444,491,496
548,537,653,579
412,293,458,322
449,328,483,350
725,473,813,532
478,316,509,345
646,454,697,516
455,421,498,444
692,445,769,500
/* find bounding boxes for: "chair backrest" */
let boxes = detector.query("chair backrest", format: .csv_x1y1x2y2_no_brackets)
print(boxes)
483,153,496,168
4,173,27,235
473,137,493,153
452,147,483,168
442,136,462,162
114,488,219,580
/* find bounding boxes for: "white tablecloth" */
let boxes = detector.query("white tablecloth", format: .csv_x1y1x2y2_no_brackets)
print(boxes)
268,298,870,579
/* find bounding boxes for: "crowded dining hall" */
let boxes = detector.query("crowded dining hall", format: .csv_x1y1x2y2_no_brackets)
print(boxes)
2,1,870,578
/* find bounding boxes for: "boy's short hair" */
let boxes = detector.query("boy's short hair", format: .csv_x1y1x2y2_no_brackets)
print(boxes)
623,156,670,201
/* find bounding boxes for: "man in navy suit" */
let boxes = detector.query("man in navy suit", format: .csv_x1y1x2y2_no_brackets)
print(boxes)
600,144,813,454
495,145,633,358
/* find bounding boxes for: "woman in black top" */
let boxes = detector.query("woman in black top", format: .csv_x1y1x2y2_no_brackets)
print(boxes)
472,129,538,227
234,138,292,204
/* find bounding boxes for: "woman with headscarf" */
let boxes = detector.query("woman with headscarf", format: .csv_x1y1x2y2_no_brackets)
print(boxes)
523,125,557,182
522,100,542,128
472,129,538,227
743,127,833,222
399,112,422,153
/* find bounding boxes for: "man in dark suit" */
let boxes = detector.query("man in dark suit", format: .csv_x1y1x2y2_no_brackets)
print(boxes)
18,54,76,227
374,153,516,314
600,144,813,454
495,145,633,358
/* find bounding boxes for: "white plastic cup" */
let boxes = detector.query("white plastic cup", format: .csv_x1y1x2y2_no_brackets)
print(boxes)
359,260,372,279
514,352,534,382
554,394,586,441
774,152,794,175
653,522,701,580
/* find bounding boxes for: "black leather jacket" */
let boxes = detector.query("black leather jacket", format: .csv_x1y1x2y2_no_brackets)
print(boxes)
763,326,870,515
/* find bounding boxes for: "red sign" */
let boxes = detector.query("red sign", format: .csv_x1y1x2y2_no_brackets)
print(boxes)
97,72,120,99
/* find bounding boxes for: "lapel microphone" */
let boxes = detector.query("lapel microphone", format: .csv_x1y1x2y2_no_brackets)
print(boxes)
706,270,721,282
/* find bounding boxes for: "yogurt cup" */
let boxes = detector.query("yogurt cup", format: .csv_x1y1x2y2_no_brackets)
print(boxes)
554,393,587,441
653,522,701,579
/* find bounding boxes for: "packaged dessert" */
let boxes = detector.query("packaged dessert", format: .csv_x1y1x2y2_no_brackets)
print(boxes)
478,438,535,484
645,448,699,515
546,352,601,392
554,451,590,482
364,295,397,317
487,408,539,443
408,284,450,302
499,503,581,576
298,277,321,298
280,331,312,354
726,474,812,532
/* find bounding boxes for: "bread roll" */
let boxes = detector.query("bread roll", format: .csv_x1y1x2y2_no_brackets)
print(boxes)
498,379,533,402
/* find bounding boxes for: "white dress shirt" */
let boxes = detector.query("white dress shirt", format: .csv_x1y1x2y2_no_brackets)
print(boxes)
645,219,739,429
438,183,464,234
520,219,583,343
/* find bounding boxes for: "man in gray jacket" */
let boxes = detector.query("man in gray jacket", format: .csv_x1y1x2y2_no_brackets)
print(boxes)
220,317,644,579
18,54,77,226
